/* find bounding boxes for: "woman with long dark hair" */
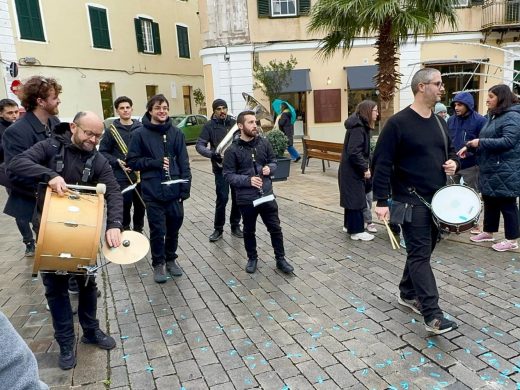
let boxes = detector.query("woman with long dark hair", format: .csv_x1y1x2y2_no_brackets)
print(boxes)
458,84,520,252
338,100,378,241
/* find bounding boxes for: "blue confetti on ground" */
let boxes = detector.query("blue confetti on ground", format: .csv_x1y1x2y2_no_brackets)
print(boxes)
29,311,37,314
145,365,154,372
120,336,129,340
165,329,173,335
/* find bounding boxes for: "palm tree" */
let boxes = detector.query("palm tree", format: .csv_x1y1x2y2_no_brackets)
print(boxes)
308,0,458,115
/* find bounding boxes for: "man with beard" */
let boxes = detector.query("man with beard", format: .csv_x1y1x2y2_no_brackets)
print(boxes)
8,111,123,370
100,96,145,233
0,99,20,164
196,98,242,242
223,110,294,275
3,76,61,256
372,68,459,335
127,94,191,283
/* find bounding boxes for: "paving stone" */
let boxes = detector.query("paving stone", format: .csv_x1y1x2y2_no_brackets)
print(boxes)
174,358,202,382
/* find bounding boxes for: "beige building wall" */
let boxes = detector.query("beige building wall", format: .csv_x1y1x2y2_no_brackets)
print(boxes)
7,0,204,119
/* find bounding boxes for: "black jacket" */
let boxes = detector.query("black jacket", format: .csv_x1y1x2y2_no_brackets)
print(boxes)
99,119,142,183
0,118,13,164
338,114,371,210
278,111,294,146
223,135,277,206
195,115,236,173
7,131,124,231
127,114,191,203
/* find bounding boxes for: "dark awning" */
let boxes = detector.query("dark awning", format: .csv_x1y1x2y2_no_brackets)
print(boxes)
280,69,312,93
345,65,378,90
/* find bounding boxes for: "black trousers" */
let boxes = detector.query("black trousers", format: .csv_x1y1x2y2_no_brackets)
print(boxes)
482,195,519,240
214,171,241,231
343,208,364,234
239,200,285,261
121,182,146,232
399,204,443,322
16,218,34,244
42,273,98,348
146,200,184,267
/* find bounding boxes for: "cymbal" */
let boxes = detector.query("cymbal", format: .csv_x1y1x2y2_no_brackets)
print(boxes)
102,231,150,265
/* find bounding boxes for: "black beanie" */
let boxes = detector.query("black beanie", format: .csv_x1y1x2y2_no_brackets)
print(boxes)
212,99,227,111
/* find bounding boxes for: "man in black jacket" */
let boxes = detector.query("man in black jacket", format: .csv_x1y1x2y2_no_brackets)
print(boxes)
99,96,145,233
196,98,242,242
372,68,459,335
0,99,20,164
223,110,293,274
127,94,191,283
3,76,61,256
8,111,123,370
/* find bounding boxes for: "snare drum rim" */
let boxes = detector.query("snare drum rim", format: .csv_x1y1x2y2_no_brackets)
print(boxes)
431,184,482,232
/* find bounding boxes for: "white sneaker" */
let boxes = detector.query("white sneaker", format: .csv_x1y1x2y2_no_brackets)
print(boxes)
342,227,348,233
366,223,378,233
350,232,375,241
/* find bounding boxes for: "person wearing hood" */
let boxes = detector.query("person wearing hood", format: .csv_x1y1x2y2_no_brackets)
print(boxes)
196,98,243,242
338,100,378,241
458,84,520,252
223,110,294,275
99,96,145,233
127,94,191,283
7,111,123,370
447,92,486,190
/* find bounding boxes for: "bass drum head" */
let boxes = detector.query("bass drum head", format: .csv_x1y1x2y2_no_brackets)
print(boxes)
431,185,481,225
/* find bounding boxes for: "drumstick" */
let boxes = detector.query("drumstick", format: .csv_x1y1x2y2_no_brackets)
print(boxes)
383,219,399,250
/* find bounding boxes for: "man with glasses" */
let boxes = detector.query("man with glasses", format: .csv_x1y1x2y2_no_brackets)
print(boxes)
127,94,191,283
2,76,61,257
8,111,123,370
196,98,243,242
372,68,460,335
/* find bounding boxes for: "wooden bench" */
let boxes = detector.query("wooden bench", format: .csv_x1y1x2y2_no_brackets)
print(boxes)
301,138,343,174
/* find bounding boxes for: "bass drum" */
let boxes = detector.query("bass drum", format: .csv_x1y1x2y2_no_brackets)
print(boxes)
431,185,481,234
33,187,104,275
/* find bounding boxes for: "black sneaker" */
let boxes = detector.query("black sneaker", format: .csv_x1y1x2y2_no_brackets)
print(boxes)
68,277,79,295
166,260,183,277
425,317,458,335
245,258,257,273
231,226,244,238
153,265,167,283
81,328,116,350
58,344,76,370
209,229,223,242
397,293,422,315
294,156,301,163
24,242,35,257
276,258,294,274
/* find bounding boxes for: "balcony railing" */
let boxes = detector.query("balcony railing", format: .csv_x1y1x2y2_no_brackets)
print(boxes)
482,0,520,30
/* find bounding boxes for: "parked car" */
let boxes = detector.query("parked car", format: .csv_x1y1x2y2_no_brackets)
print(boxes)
170,114,208,144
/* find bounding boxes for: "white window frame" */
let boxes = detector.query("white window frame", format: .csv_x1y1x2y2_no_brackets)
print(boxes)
85,3,113,51
271,0,297,17
136,14,156,54
453,0,469,7
175,23,191,59
11,0,48,44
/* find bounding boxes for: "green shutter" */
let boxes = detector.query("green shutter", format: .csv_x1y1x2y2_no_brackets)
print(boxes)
152,22,161,54
258,0,270,17
134,18,144,52
177,25,190,58
89,6,111,49
299,0,311,15
15,0,45,41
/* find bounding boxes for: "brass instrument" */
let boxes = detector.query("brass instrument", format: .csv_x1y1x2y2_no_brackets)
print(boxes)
215,92,274,158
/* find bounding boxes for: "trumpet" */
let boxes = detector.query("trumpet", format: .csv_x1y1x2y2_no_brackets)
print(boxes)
109,124,140,184
215,92,273,160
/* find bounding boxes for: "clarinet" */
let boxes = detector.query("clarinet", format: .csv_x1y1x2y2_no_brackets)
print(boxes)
252,151,263,196
163,134,172,182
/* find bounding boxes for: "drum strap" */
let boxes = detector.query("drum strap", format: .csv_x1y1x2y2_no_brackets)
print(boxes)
81,153,97,184
52,141,96,184
433,114,448,161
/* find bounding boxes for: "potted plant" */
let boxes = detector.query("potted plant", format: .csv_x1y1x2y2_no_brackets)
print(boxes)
266,128,291,181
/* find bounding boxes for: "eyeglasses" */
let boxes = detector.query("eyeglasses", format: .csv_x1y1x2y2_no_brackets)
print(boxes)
424,81,444,88
152,105,169,112
75,124,102,140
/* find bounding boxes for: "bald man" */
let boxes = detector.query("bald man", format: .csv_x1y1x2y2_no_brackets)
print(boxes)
8,111,123,370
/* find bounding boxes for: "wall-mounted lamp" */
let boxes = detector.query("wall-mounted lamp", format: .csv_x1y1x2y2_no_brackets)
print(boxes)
326,77,332,85
224,47,230,62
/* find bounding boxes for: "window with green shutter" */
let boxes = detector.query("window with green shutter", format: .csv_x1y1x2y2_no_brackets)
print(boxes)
134,17,161,54
88,6,111,49
176,25,190,59
14,0,45,41
258,0,311,18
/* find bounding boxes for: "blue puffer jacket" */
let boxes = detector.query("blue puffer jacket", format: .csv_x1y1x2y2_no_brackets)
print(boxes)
447,92,487,170
476,104,520,197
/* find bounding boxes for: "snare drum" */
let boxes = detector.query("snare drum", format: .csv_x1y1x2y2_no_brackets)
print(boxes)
430,185,481,234
33,187,104,275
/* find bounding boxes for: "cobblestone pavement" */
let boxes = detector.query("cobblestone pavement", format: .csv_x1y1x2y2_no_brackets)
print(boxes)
0,145,519,390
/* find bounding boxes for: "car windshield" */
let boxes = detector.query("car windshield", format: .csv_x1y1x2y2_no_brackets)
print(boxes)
170,116,185,126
